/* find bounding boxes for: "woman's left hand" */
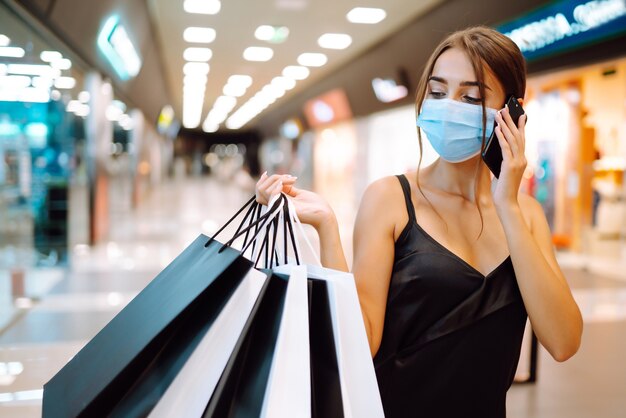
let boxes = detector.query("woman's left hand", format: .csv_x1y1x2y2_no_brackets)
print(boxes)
491,104,528,210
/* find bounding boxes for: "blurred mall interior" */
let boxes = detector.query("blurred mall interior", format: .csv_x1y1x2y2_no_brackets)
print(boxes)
1,0,626,416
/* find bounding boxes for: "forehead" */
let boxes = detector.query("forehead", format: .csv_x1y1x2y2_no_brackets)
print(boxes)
430,47,501,90
431,47,476,81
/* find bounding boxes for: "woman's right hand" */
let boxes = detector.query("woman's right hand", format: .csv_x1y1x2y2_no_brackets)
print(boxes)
255,172,335,231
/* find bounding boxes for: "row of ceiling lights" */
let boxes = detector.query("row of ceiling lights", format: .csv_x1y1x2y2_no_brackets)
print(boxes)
180,0,387,132
0,33,133,129
0,33,77,103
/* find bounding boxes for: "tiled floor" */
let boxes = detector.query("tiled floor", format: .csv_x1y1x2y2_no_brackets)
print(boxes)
1,175,625,417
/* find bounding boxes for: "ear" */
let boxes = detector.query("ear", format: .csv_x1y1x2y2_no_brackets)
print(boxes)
517,98,524,107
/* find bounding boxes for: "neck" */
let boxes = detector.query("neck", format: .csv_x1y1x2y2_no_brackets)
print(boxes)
425,156,493,202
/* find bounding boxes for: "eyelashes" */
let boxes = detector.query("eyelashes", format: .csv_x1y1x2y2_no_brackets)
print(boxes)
428,91,483,104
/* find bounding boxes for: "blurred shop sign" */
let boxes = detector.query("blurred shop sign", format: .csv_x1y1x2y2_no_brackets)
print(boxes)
498,0,626,61
303,88,353,128
372,78,408,103
371,67,410,103
97,16,142,80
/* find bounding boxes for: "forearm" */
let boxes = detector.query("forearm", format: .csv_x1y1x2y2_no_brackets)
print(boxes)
316,215,349,272
498,204,582,361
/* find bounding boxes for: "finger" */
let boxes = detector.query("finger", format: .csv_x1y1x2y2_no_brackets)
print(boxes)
518,114,527,154
270,180,283,196
255,171,267,188
258,173,282,191
282,183,299,197
518,113,527,130
495,111,518,156
495,125,513,160
501,104,519,135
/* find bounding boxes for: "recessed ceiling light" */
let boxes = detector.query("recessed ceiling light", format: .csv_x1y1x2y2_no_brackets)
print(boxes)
254,25,289,43
318,33,352,49
227,75,253,89
223,84,247,97
54,76,76,89
0,34,10,47
8,64,59,77
32,76,53,89
183,98,203,128
184,47,212,62
40,50,62,62
184,74,208,86
51,58,72,70
262,84,285,98
0,46,25,58
346,7,386,24
183,27,216,43
282,65,309,80
183,62,210,75
202,123,219,133
297,53,327,67
184,0,221,15
271,76,296,91
0,75,31,89
243,47,274,62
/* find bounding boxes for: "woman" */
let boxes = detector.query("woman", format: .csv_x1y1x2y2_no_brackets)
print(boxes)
256,26,582,418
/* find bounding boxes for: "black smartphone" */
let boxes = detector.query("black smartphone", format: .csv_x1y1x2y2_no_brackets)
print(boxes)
481,95,525,178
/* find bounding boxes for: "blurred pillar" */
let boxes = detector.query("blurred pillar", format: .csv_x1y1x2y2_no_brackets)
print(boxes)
84,72,113,244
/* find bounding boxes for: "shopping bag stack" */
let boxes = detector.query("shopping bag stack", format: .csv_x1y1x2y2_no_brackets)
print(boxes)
42,194,384,418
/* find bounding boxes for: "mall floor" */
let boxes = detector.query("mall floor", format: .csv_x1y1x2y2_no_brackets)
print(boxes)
1,175,625,417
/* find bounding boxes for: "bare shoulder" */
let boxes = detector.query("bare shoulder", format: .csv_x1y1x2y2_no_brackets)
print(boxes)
357,175,408,237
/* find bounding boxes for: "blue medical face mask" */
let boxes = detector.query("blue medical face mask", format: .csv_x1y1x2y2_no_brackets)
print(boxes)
416,98,498,163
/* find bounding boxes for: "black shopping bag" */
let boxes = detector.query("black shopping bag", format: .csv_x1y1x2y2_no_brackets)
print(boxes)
309,278,344,418
42,236,252,418
204,272,288,418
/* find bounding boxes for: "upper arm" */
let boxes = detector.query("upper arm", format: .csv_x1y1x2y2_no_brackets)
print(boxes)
352,177,403,356
522,194,567,282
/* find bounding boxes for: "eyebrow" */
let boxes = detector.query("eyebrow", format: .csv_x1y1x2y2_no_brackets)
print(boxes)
428,76,492,91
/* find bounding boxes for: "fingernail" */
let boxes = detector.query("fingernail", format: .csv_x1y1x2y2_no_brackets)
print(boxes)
262,170,267,176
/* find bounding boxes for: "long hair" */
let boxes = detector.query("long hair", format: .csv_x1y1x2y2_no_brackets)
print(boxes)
414,26,526,238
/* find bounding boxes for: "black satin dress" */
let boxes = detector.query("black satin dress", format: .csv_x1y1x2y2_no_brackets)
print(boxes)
373,175,527,418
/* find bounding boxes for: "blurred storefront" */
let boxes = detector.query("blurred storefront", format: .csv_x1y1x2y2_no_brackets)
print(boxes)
499,0,626,257
0,1,175,268
524,56,626,255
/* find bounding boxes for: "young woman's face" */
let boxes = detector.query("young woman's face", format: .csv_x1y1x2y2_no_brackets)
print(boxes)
427,47,506,110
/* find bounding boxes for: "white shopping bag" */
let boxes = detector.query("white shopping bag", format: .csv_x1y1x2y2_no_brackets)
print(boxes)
148,268,268,418
260,264,311,418
274,195,385,418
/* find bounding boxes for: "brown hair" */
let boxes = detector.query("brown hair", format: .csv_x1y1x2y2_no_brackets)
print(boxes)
413,26,527,238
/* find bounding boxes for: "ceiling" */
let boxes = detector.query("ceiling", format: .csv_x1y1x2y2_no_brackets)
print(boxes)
147,0,446,132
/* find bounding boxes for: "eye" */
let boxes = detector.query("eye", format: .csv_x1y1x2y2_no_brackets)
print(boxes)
463,95,482,104
428,91,446,98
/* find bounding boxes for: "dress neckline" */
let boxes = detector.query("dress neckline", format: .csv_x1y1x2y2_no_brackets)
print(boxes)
412,220,511,279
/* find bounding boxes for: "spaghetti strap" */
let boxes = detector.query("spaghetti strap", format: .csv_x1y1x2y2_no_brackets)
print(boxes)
395,174,416,223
